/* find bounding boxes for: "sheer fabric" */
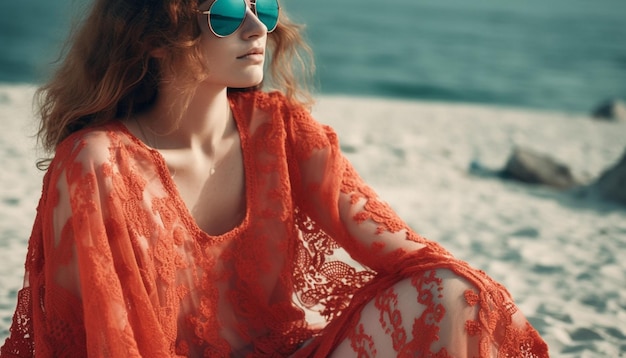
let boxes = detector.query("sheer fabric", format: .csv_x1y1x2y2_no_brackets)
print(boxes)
1,91,548,357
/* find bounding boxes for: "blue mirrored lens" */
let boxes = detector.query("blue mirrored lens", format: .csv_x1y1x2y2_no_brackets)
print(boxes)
210,0,246,36
255,0,279,32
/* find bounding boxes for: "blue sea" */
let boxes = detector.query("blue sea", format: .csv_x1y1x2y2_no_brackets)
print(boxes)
1,0,625,113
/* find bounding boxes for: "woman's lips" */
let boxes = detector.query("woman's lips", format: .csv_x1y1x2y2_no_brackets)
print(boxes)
237,47,265,61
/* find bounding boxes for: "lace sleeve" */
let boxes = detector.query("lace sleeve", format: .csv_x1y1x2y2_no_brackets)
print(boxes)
285,104,549,358
54,139,145,356
287,108,434,274
1,131,171,357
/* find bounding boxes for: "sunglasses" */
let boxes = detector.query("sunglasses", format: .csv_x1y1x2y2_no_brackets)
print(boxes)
200,0,280,37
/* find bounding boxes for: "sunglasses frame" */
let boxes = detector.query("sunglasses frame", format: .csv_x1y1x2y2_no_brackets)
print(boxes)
201,0,280,38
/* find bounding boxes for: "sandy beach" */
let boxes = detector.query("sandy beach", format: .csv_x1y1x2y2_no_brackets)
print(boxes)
1,85,625,356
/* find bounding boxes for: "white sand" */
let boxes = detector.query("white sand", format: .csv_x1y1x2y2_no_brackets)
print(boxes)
1,85,625,356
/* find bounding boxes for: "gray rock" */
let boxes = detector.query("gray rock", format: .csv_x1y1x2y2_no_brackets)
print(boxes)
594,147,626,205
569,327,603,341
592,99,626,121
503,147,580,189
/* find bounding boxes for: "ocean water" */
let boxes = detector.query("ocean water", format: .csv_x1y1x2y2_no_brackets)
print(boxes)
1,0,625,113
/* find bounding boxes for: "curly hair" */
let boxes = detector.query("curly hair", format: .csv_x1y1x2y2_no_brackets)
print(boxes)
35,0,315,156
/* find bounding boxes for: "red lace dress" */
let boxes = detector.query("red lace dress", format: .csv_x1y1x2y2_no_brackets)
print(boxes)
1,90,548,357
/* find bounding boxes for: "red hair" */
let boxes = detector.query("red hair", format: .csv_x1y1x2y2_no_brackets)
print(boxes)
35,0,314,156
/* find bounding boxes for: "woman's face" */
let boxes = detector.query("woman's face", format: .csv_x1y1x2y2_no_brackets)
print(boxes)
196,0,269,89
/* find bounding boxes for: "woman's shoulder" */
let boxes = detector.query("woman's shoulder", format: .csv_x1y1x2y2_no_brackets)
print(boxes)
52,121,139,169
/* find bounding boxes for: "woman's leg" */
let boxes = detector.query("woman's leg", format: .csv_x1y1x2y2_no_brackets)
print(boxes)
329,269,484,357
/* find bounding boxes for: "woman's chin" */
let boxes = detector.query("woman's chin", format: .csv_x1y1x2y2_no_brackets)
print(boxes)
198,71,264,91
233,75,264,90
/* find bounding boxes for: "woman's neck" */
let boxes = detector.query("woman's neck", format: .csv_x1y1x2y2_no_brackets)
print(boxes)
139,82,235,154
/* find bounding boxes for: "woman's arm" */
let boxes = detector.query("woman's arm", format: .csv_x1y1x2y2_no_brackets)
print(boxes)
287,106,440,274
2,131,172,357
284,102,549,358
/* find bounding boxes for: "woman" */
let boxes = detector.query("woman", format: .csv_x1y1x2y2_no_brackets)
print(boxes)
1,0,548,356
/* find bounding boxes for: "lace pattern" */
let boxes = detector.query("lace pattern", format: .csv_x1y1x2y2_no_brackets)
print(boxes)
1,90,548,357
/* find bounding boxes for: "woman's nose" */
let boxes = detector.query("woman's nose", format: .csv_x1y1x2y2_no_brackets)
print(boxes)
240,7,267,38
